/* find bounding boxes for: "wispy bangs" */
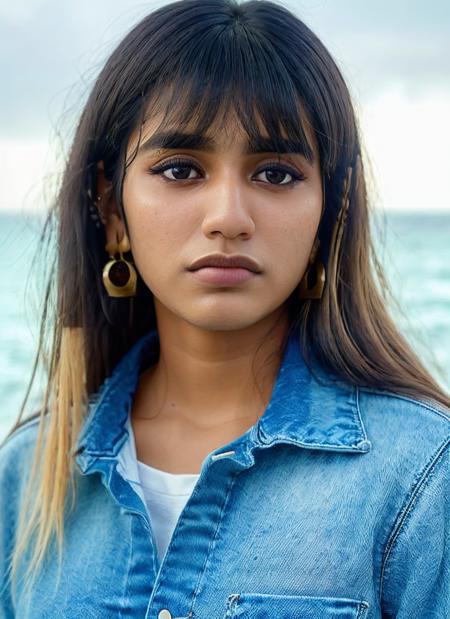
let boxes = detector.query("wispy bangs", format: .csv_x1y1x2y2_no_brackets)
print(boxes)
128,17,315,163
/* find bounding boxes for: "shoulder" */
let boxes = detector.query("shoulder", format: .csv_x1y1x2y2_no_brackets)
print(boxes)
357,387,449,441
363,394,450,614
0,415,45,547
0,415,42,486
357,386,449,483
358,391,450,613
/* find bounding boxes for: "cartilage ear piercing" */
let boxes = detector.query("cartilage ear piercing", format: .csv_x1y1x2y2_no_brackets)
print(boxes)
87,189,104,228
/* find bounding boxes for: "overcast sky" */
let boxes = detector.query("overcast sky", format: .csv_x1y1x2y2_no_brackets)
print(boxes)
1,0,449,212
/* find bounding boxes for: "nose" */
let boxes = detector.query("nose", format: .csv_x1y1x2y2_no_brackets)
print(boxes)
201,173,255,240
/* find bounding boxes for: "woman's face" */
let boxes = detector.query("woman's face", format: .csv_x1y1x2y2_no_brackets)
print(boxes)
117,110,323,332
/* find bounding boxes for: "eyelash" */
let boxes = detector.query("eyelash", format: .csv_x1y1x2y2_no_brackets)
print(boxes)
147,157,306,187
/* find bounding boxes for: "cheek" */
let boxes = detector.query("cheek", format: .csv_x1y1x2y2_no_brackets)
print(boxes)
122,167,322,287
122,177,194,266
264,193,322,278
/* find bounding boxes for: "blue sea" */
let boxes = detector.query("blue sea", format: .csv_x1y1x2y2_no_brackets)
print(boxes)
1,211,449,442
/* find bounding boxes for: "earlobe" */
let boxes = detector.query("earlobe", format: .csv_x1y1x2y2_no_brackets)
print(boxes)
104,213,127,253
94,163,129,254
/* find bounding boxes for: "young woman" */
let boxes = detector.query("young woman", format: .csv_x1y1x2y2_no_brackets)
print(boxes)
1,0,449,617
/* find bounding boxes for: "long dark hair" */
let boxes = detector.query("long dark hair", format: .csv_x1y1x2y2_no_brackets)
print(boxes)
3,0,449,604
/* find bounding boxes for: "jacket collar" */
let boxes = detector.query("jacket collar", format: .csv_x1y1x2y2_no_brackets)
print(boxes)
73,326,371,470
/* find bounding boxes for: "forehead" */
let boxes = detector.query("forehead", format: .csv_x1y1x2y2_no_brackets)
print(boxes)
131,108,250,151
126,90,317,161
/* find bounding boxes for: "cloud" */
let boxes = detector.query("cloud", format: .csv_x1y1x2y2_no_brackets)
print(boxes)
360,89,450,211
0,0,50,24
1,0,159,138
1,0,449,138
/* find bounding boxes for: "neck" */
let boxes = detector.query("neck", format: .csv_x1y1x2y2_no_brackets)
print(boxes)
133,305,290,430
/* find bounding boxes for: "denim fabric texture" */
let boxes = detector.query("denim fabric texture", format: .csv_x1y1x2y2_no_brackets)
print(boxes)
1,327,449,618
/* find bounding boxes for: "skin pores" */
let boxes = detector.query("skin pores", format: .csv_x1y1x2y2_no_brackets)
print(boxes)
120,112,323,335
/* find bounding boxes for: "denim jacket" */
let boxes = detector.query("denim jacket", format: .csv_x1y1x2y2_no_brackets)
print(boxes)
1,327,449,618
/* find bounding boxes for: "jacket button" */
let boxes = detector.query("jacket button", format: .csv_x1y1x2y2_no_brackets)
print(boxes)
158,610,172,619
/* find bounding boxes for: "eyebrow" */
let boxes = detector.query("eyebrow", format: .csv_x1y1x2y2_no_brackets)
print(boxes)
136,131,313,160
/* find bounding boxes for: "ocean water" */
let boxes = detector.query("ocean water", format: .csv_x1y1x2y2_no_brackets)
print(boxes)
1,211,449,442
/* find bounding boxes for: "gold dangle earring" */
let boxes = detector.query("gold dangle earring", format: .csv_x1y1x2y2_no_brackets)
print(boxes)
102,231,137,297
297,176,326,300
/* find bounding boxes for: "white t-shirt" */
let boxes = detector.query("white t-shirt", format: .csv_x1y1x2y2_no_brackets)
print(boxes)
118,411,200,564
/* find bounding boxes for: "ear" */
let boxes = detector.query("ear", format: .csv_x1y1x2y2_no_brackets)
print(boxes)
96,161,126,252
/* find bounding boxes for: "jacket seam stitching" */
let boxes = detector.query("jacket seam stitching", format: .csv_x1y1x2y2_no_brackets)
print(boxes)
355,387,370,444
149,467,239,611
356,600,369,618
378,437,449,605
258,436,366,451
190,471,240,612
121,508,135,618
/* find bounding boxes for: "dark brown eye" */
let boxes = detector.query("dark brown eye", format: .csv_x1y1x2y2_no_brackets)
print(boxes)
148,158,202,181
254,164,305,186
148,158,305,186
165,164,198,180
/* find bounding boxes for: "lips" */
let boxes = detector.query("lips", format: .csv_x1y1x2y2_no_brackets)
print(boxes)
188,253,262,273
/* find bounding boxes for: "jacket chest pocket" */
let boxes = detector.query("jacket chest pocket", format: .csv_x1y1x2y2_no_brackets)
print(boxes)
224,593,369,618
